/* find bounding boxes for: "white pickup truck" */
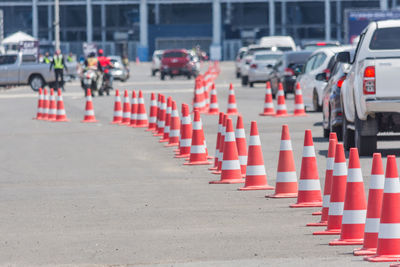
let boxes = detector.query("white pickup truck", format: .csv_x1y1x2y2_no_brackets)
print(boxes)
339,20,400,155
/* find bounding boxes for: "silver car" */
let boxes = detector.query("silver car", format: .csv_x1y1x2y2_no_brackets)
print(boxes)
248,51,283,87
109,56,129,82
151,50,163,76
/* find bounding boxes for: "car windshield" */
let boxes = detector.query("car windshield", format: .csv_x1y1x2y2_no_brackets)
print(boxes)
369,27,400,50
164,52,186,58
254,54,282,61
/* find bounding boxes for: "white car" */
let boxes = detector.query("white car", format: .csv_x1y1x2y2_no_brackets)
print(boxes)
296,46,348,111
259,36,296,51
248,51,283,87
239,45,271,86
151,50,163,76
235,47,247,78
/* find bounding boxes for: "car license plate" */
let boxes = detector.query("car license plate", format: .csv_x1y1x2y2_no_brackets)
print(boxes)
172,70,179,74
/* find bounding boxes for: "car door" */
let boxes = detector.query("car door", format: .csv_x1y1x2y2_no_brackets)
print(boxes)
0,55,18,85
309,52,328,106
298,54,318,108
0,56,8,85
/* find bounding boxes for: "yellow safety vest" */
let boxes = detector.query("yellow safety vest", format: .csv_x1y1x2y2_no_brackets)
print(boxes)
44,57,50,64
54,55,64,69
87,57,98,68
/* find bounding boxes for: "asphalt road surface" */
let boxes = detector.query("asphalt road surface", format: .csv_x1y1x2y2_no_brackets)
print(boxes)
0,62,394,266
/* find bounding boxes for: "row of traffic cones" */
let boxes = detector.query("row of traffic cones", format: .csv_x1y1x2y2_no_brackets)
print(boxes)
34,88,69,122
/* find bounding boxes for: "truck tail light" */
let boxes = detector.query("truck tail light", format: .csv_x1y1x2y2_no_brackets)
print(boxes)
336,75,346,88
250,63,257,69
363,66,376,95
284,68,295,76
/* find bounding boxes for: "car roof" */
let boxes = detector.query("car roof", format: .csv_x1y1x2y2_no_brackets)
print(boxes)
253,51,283,55
310,46,350,56
376,19,400,28
154,50,164,55
163,49,188,54
284,51,312,56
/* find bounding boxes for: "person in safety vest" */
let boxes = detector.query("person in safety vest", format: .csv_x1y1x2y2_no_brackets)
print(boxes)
84,52,100,70
43,52,51,64
67,52,74,63
50,49,68,91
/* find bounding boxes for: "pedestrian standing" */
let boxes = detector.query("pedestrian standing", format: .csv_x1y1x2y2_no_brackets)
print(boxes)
50,49,68,91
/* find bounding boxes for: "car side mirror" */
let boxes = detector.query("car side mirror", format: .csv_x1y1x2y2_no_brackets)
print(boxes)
294,67,302,75
316,73,327,81
267,64,273,68
337,51,351,63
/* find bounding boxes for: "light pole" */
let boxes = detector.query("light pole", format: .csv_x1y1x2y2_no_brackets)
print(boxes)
54,0,60,51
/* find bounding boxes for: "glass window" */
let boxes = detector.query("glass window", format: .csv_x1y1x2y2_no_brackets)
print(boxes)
22,55,37,63
0,55,17,65
254,54,282,61
369,27,400,50
163,52,187,58
312,53,327,70
304,55,317,73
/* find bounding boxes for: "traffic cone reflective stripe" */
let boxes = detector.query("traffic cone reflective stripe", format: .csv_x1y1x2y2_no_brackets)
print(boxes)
48,88,57,121
274,83,288,117
111,89,123,124
293,82,306,116
290,130,322,208
365,155,400,262
153,94,162,133
55,89,69,122
34,88,43,120
147,92,157,131
260,82,275,116
160,97,172,142
82,89,98,123
314,143,347,235
154,95,166,136
184,110,211,165
226,83,239,115
120,90,131,125
307,138,337,226
210,118,244,184
329,148,367,245
235,115,247,177
212,114,228,175
193,77,206,112
135,90,149,128
354,153,385,255
166,100,180,147
129,90,138,127
42,88,49,120
239,121,274,190
175,104,192,158
266,124,298,198
208,83,219,115
209,112,224,170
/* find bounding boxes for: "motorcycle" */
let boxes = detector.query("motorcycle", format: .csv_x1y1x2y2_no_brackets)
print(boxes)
98,67,113,96
81,68,102,96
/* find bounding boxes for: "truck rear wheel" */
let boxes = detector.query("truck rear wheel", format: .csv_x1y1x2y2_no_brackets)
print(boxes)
29,75,45,91
342,109,355,150
354,115,377,156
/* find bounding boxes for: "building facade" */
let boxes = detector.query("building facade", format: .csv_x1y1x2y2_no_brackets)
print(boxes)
0,0,397,60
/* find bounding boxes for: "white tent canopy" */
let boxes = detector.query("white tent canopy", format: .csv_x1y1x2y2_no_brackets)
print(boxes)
2,31,36,45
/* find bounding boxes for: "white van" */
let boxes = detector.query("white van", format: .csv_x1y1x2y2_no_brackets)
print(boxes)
259,36,296,51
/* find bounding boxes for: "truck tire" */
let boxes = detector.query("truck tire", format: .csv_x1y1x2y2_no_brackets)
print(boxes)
313,89,322,112
355,115,377,156
342,109,355,150
29,74,45,91
241,76,248,86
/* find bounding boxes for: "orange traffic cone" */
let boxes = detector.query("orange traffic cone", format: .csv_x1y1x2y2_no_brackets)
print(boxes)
55,89,69,122
226,83,239,115
203,79,210,111
120,90,131,125
48,88,57,121
307,138,337,226
165,100,180,147
175,103,192,158
235,115,247,177
136,56,140,64
210,118,244,184
184,110,211,165
146,92,157,131
314,143,347,235
239,121,274,190
293,82,306,116
209,112,224,170
266,124,298,198
111,89,123,124
330,148,367,245
365,155,400,262
259,81,275,116
160,97,172,143
212,114,228,175
34,88,43,120
274,83,288,117
41,88,50,120
208,83,219,115
290,130,322,208
193,78,206,112
129,90,138,127
354,153,384,255
135,90,149,128
152,94,161,133
154,95,166,137
82,88,98,123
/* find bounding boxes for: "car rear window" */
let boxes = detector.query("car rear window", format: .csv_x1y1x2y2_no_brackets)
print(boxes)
0,55,17,65
164,52,186,58
369,27,400,50
254,54,282,61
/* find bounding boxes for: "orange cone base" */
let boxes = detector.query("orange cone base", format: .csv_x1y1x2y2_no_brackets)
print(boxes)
119,122,130,126
259,112,275,116
238,185,274,191
274,113,289,117
174,154,190,158
207,155,214,160
146,128,156,132
111,121,122,124
312,211,322,215
209,178,245,184
353,248,376,256
265,193,298,198
212,170,222,175
365,255,400,262
153,133,164,137
165,143,178,147
53,118,70,122
226,112,239,116
293,113,307,117
134,124,148,128
159,139,169,143
184,161,212,165
209,166,218,170
313,229,341,235
207,111,219,115
82,119,98,123
329,239,364,246
306,221,328,227
290,202,322,208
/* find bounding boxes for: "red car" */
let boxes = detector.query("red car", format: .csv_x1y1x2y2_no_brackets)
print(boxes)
160,49,197,80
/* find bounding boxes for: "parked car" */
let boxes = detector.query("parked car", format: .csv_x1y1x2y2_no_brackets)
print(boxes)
248,51,283,87
160,49,197,80
339,20,400,155
268,51,312,97
296,46,349,111
235,47,248,78
239,45,271,86
321,48,355,140
259,36,297,51
109,55,129,81
302,41,340,52
151,50,163,76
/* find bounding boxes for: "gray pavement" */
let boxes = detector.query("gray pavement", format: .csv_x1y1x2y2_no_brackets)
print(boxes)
0,62,395,266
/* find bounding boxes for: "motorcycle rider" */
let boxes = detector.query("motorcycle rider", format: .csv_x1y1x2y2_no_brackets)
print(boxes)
97,49,113,92
82,52,101,95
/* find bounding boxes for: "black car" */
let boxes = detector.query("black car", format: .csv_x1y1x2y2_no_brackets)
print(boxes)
321,48,355,140
268,51,312,98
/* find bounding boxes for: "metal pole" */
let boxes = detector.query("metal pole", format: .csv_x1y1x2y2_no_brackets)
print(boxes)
54,0,60,51
269,0,275,36
32,0,38,38
281,0,286,35
86,0,93,43
140,0,148,47
212,0,221,45
380,0,388,10
336,0,341,42
101,2,106,47
48,3,53,41
325,0,331,41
